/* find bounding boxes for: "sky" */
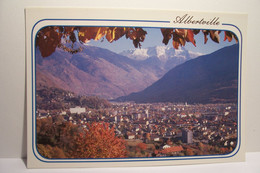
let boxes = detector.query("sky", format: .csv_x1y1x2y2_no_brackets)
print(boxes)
88,28,237,55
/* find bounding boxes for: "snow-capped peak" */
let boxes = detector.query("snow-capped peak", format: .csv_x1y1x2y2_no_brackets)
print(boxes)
120,48,149,61
155,46,167,57
120,46,202,62
132,49,149,59
174,48,184,56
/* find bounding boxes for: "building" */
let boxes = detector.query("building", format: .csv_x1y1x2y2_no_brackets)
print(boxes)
182,128,193,144
127,133,135,140
145,109,149,118
69,106,86,114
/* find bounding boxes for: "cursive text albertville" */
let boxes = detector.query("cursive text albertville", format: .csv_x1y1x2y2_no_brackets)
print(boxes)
173,14,220,25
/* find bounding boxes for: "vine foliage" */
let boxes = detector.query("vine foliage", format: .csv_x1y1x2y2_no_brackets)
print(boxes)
36,26,238,58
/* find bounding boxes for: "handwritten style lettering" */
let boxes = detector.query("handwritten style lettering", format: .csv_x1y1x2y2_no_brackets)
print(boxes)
173,14,220,25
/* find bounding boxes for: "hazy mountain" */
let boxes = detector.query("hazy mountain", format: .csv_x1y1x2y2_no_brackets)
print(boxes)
36,46,154,99
36,44,202,99
116,44,239,103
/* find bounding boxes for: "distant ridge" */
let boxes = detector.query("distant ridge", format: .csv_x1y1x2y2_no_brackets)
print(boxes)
36,45,199,99
115,44,239,104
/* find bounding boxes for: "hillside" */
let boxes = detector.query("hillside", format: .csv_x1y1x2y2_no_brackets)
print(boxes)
115,44,239,103
36,45,199,99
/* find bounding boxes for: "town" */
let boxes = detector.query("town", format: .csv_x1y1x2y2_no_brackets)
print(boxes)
37,98,238,157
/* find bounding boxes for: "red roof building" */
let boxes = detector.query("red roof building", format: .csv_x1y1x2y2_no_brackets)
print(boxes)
160,146,184,154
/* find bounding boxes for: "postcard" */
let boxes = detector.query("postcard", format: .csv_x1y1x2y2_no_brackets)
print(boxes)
25,8,247,168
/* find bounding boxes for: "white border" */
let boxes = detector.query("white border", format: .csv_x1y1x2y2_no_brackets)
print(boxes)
26,8,247,168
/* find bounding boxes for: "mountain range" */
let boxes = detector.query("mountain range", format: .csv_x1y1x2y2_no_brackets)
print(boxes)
116,44,239,103
36,44,199,99
120,46,202,71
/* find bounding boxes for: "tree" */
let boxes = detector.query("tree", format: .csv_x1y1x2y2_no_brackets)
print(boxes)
137,142,147,151
37,119,79,156
36,119,127,159
198,142,205,151
185,148,195,156
36,26,238,58
71,122,127,158
37,144,66,159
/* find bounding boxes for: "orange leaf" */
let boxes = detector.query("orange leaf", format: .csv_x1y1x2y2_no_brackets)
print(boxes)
172,39,180,49
105,27,115,42
224,31,234,42
186,29,196,47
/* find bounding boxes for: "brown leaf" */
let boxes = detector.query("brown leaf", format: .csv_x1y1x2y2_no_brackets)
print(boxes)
135,28,147,42
105,27,126,43
114,27,127,41
172,32,185,49
105,27,114,42
78,27,106,43
175,29,187,38
69,32,76,43
193,29,200,35
161,28,173,45
64,27,75,34
125,28,147,48
202,30,209,44
36,26,62,57
209,30,220,43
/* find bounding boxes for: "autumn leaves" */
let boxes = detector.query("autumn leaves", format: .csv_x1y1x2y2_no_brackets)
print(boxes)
161,28,196,49
37,118,127,159
78,27,147,49
161,29,238,50
36,27,62,57
36,26,148,58
36,26,238,58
